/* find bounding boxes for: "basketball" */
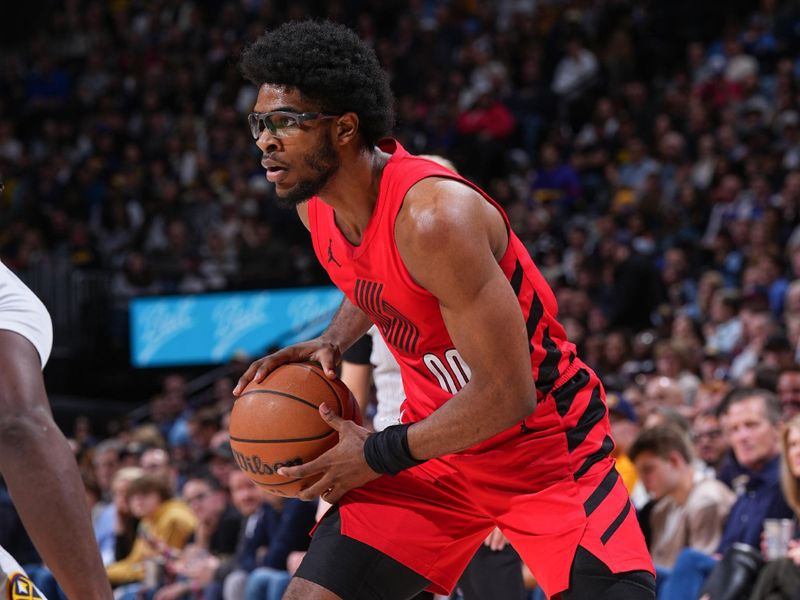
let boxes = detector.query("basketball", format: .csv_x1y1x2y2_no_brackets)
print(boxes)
229,362,361,497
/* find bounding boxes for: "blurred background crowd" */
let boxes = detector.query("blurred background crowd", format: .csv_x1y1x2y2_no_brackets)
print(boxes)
5,0,800,598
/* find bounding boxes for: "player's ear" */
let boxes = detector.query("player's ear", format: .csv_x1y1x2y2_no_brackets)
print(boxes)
335,112,359,146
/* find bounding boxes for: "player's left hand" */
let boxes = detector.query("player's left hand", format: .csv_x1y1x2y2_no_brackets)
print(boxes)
278,403,380,502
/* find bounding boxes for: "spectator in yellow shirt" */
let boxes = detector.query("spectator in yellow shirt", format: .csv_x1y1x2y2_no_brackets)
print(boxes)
107,472,196,588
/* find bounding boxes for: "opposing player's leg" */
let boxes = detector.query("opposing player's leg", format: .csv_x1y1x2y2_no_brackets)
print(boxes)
286,507,432,600
0,264,111,600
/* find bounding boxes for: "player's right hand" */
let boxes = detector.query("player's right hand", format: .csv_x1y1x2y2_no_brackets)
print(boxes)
233,337,342,396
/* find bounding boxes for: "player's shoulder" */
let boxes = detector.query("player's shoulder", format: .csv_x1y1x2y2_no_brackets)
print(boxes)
400,177,487,240
398,176,504,256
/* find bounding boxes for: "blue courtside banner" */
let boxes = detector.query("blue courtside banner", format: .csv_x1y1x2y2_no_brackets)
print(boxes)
130,287,344,367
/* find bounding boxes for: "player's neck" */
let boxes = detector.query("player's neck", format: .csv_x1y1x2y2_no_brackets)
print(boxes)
325,146,390,246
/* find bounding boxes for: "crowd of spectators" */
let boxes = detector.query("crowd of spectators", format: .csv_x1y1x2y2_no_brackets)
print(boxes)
6,0,800,598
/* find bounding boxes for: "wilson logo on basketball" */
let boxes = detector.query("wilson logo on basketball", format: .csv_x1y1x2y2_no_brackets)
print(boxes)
232,449,303,475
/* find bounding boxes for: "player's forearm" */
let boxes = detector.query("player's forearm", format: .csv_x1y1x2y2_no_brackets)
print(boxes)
0,412,113,600
406,377,536,460
319,297,373,355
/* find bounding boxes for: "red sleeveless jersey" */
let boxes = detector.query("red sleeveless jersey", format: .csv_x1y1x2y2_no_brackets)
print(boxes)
305,142,652,595
308,140,591,449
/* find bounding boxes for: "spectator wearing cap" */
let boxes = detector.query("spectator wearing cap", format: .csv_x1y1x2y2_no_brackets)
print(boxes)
205,441,237,495
660,388,794,600
630,425,734,578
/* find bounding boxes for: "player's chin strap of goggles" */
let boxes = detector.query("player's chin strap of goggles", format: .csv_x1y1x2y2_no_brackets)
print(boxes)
363,424,425,475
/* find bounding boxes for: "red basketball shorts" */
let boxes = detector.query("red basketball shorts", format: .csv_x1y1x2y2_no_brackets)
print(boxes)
337,367,654,598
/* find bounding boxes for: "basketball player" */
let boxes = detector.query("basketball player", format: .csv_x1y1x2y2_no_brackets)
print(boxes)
341,155,527,600
0,213,112,598
233,21,655,600
341,327,527,600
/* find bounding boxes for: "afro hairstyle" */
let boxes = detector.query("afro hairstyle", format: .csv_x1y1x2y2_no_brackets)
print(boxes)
241,20,395,147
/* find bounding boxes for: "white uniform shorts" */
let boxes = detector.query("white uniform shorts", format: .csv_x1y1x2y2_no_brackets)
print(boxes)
0,546,47,599
0,261,52,368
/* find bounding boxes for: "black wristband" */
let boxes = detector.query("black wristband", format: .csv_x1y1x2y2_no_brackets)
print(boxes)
363,424,425,475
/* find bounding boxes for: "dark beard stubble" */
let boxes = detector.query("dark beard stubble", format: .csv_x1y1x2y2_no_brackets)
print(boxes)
276,132,340,207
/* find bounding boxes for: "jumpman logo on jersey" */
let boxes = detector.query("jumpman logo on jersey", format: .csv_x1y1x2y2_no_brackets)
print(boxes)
327,239,342,267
